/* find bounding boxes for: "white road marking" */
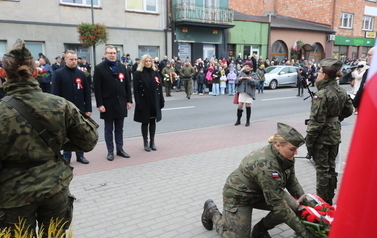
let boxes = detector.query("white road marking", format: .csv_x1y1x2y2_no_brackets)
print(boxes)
162,106,195,111
261,96,297,101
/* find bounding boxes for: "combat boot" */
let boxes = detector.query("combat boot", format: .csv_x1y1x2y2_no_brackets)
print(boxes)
201,199,220,230
251,219,271,238
235,109,243,126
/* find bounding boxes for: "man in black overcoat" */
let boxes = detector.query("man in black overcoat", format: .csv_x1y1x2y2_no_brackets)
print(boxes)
51,50,92,164
93,45,133,161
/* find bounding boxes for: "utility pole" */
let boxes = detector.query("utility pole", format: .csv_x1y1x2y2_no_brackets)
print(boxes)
91,0,96,66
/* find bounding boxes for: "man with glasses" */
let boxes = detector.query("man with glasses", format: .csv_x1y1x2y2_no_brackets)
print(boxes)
93,45,133,161
353,47,375,109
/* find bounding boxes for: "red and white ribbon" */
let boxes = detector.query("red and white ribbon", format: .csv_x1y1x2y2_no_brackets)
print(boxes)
76,78,83,89
119,73,124,82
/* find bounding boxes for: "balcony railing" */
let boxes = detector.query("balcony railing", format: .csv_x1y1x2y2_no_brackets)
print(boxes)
173,3,233,25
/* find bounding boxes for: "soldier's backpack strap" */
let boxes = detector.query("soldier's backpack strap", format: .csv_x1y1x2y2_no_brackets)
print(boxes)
1,95,71,167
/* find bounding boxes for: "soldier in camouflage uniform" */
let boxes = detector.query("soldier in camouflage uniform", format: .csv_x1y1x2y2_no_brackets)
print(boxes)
306,58,353,205
0,38,98,237
201,123,315,238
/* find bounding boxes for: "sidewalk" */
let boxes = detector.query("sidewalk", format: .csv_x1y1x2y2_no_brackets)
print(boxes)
69,112,356,238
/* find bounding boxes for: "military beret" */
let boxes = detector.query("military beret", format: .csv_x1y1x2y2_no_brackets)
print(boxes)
135,58,140,61
320,58,343,70
277,122,305,147
55,56,61,59
4,38,33,61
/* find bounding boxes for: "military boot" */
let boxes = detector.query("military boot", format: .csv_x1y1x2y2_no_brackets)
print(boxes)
234,109,243,126
142,124,150,152
201,199,220,230
251,219,271,238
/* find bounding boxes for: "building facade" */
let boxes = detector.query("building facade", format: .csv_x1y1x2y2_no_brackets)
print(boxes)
230,0,377,61
170,0,234,61
0,0,171,66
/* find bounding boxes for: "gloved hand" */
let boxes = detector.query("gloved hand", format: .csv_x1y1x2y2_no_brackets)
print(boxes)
306,147,314,159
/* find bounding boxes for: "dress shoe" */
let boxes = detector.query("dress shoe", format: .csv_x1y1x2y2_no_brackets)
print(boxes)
76,156,89,164
107,152,114,161
201,199,220,230
117,150,130,158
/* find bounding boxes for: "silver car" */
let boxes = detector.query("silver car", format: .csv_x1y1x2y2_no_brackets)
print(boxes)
264,66,298,90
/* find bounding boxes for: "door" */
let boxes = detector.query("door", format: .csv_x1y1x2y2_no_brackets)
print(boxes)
203,44,216,60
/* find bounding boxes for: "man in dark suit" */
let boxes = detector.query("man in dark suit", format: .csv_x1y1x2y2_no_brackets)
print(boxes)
93,45,133,161
51,50,92,164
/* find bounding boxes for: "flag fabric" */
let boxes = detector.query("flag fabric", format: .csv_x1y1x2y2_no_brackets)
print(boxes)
293,41,298,51
329,46,377,237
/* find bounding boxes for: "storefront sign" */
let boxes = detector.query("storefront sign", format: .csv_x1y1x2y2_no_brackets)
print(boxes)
366,32,376,38
334,35,375,46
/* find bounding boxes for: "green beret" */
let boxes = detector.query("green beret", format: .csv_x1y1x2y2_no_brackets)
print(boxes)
320,58,342,70
277,122,305,147
4,38,33,61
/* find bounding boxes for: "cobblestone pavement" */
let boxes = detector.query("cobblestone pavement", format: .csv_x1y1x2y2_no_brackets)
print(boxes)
69,111,356,238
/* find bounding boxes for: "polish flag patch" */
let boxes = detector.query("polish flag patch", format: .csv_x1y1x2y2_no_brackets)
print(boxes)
271,172,280,178
313,95,319,100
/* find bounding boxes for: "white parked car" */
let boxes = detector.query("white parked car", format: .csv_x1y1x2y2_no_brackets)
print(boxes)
264,66,298,90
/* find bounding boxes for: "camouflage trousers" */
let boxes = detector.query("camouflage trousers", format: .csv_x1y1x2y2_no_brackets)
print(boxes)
213,192,298,238
313,143,339,205
164,80,172,96
0,187,74,238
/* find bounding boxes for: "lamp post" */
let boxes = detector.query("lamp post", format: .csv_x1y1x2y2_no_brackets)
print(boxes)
91,0,97,66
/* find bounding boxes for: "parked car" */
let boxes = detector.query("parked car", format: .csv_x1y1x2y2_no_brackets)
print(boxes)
264,66,298,89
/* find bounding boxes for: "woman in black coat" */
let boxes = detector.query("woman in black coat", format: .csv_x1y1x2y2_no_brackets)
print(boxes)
133,54,165,151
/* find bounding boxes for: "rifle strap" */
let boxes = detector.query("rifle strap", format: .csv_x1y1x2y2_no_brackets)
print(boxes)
1,95,70,167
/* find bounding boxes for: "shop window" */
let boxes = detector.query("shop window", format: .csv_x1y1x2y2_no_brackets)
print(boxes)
0,41,7,57
126,0,157,13
138,46,159,59
60,0,100,7
363,16,374,31
340,13,353,29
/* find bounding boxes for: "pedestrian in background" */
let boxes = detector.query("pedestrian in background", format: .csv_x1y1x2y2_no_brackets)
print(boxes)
256,64,266,93
93,45,133,161
201,122,315,238
0,38,98,237
133,54,165,152
196,68,206,95
36,57,53,93
305,58,353,205
226,63,237,96
52,50,92,164
234,61,258,127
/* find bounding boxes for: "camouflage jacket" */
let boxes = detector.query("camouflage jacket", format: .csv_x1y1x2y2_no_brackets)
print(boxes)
0,77,98,208
222,144,307,234
306,79,353,147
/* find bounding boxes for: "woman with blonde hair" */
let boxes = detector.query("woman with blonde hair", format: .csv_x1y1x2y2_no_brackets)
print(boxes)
133,54,165,151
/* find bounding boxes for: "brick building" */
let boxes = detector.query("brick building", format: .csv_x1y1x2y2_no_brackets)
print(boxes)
230,0,377,61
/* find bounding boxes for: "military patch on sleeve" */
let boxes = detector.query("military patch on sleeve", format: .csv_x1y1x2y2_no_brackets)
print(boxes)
313,95,319,99
271,172,280,178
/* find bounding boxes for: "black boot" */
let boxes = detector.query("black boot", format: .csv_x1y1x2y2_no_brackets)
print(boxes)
201,199,220,231
234,109,243,126
245,107,251,127
149,119,157,151
252,219,271,238
142,124,150,152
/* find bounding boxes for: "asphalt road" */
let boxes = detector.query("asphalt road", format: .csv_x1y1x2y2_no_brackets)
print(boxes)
90,84,351,142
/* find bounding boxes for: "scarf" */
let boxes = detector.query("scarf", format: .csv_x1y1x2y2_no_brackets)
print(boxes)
105,58,118,75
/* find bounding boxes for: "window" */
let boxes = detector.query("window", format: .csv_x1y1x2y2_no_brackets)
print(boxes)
0,41,7,57
138,46,159,59
340,13,353,29
363,16,374,31
126,0,157,13
25,42,44,60
60,0,100,7
64,44,90,62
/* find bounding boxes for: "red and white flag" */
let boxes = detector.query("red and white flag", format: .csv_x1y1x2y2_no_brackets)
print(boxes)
329,46,377,237
292,41,299,51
